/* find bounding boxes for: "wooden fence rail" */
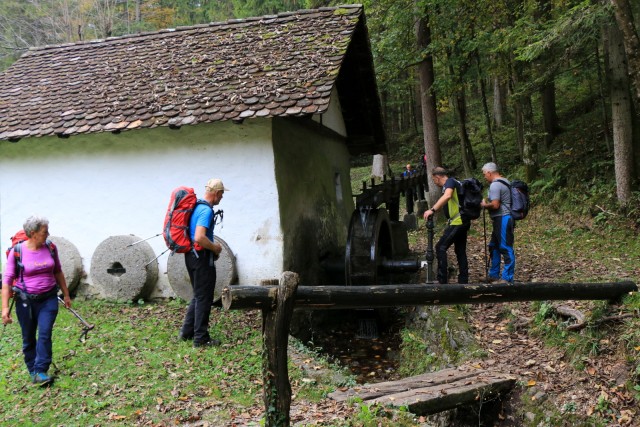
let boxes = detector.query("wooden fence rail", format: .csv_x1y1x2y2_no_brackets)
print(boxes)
222,281,638,310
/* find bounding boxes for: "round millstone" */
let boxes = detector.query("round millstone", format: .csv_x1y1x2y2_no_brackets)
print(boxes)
167,236,237,302
90,235,158,302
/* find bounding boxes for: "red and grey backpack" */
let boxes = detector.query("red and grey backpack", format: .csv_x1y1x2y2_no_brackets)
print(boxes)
163,186,210,254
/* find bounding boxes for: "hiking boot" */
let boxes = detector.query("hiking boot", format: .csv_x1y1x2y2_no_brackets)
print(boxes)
32,372,53,387
483,276,499,284
193,338,221,348
178,332,193,341
496,279,513,285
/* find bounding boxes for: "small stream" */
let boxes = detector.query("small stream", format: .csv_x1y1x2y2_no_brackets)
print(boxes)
306,308,404,383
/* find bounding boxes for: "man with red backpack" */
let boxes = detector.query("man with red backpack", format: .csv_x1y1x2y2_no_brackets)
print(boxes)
178,178,228,348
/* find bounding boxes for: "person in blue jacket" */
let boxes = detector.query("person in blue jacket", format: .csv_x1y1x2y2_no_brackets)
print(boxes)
179,178,228,347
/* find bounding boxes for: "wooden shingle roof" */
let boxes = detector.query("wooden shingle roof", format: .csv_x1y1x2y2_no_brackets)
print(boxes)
0,5,385,154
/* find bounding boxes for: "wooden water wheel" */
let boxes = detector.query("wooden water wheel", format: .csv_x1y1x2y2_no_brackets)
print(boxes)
345,207,395,286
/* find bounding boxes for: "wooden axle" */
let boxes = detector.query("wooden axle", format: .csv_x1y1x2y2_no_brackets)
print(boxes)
222,281,637,311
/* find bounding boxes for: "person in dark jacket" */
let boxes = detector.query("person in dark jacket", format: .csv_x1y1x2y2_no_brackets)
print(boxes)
402,163,417,214
423,167,470,284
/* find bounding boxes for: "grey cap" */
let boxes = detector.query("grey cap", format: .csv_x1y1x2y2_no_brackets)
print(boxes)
482,162,498,173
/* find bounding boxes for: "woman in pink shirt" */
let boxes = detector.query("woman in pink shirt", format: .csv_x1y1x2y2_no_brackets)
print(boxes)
1,216,72,386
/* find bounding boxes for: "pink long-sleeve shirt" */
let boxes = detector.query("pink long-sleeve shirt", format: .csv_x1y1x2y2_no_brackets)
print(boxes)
3,244,61,294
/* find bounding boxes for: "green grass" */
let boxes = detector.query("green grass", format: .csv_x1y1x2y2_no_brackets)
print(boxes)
0,300,345,426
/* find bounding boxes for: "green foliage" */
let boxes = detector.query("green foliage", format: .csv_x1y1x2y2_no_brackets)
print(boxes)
514,1,610,64
398,329,439,376
348,401,419,427
533,301,554,325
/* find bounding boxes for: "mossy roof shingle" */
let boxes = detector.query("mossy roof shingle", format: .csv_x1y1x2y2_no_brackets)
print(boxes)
0,5,385,154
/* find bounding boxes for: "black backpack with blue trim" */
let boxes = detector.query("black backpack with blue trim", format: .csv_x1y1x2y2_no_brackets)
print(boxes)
457,177,484,221
497,179,530,220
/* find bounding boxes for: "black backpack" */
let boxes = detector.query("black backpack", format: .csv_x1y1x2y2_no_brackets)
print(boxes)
457,177,484,221
496,179,530,220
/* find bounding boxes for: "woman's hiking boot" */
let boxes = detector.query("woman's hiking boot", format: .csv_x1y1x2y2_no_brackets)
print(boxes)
32,372,53,387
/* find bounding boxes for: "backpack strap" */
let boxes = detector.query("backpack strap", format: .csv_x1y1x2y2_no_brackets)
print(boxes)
191,200,214,255
495,179,514,215
12,242,27,292
446,179,462,224
45,239,57,259
495,178,511,188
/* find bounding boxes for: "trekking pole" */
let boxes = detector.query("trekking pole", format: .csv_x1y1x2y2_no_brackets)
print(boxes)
482,208,489,281
57,296,94,342
424,218,436,283
126,233,162,247
143,248,170,268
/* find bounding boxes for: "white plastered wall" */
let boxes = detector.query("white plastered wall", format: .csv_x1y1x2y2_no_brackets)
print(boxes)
0,119,284,294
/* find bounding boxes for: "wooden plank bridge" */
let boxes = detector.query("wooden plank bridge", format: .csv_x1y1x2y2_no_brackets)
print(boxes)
328,366,516,415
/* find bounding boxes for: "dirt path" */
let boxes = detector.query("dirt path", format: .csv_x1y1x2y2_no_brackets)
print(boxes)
458,230,639,426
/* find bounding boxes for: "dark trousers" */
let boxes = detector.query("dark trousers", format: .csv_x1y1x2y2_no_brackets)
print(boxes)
181,250,217,343
435,222,470,284
489,215,515,282
405,188,415,214
15,294,59,375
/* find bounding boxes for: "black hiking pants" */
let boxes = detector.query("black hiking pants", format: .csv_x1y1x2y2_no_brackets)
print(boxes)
435,222,470,284
181,249,216,344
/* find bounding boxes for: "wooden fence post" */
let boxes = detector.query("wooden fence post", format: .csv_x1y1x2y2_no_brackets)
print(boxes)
262,271,299,427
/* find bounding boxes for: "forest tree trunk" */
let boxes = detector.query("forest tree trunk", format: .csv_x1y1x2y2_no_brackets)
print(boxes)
595,36,612,153
607,24,635,205
509,57,525,160
415,9,442,205
493,77,507,127
454,91,476,177
610,0,640,105
541,80,560,151
536,0,559,152
476,51,497,163
522,95,539,181
136,0,141,23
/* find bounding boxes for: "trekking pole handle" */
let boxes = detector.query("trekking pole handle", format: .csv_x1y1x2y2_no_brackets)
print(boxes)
57,296,94,331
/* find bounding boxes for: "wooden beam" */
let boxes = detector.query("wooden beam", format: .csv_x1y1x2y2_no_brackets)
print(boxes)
261,272,298,427
222,281,637,310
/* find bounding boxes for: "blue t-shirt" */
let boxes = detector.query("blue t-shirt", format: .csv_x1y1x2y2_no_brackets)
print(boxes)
189,201,214,242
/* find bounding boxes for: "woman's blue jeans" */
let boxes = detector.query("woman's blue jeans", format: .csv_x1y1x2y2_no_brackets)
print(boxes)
15,295,59,375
